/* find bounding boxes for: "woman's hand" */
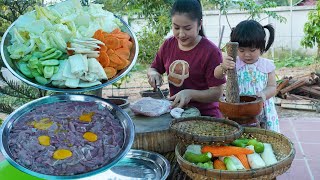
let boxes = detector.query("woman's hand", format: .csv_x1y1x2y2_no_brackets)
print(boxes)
168,90,193,108
147,68,163,88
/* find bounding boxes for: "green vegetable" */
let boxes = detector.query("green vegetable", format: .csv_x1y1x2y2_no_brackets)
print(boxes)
41,60,59,66
32,51,43,58
231,138,249,147
35,76,48,85
43,66,54,78
184,152,212,163
254,142,264,153
21,54,32,62
247,139,264,153
18,62,34,78
223,157,237,171
39,49,62,61
196,162,213,169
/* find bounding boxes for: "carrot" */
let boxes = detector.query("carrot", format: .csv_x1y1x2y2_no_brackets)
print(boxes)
99,45,108,52
201,146,254,157
104,36,121,50
97,51,110,67
114,57,130,70
235,154,250,169
213,159,227,170
120,39,133,49
115,47,130,60
111,28,121,34
93,29,104,42
104,67,117,79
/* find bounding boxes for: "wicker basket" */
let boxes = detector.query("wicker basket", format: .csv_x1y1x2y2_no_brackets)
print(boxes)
170,116,243,144
175,127,295,180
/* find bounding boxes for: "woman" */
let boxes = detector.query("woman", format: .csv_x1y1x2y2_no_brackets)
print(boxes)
147,0,225,117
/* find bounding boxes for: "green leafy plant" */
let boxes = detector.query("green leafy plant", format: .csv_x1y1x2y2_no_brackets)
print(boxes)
301,1,320,60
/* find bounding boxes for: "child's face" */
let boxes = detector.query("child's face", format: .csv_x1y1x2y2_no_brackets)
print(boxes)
238,47,261,64
172,13,201,48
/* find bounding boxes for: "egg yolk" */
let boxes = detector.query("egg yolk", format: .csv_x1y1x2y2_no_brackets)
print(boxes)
32,118,53,130
79,112,95,122
53,149,72,160
83,132,98,142
38,135,50,146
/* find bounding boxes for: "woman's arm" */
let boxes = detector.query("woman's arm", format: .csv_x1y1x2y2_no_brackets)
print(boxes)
169,85,223,108
257,70,277,101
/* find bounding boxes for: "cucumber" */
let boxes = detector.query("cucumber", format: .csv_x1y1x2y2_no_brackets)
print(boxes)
184,152,212,163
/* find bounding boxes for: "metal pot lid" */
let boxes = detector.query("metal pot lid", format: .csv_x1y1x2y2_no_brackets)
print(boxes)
80,149,170,180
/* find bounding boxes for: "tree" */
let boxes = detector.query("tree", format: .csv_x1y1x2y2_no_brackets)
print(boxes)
301,1,320,60
0,0,48,115
0,0,42,37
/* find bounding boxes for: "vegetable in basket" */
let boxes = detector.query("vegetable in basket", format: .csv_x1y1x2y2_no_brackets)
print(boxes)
246,145,266,169
219,156,245,170
185,144,202,155
201,145,254,156
184,152,212,163
247,139,265,153
222,157,237,171
260,143,277,166
213,159,226,170
231,138,250,148
196,162,214,169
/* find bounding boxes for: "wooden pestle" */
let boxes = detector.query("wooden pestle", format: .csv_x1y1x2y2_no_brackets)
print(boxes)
225,42,240,103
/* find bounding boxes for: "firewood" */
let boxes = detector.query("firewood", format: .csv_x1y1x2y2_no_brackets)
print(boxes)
297,86,320,97
290,94,320,102
276,78,289,95
280,79,308,94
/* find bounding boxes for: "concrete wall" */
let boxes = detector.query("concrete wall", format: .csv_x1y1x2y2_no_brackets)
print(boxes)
131,5,317,54
203,6,317,53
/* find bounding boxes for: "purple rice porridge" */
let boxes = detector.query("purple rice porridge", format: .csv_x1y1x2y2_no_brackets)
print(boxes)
8,101,124,175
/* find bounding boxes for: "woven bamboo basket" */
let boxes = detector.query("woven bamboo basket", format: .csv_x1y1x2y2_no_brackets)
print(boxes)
175,127,295,180
170,116,243,144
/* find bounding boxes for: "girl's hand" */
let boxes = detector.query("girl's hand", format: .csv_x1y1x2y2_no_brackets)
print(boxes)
222,55,236,70
168,90,192,108
147,69,163,88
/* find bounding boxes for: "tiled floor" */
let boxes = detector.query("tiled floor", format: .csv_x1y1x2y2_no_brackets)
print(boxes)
277,116,320,180
0,113,319,179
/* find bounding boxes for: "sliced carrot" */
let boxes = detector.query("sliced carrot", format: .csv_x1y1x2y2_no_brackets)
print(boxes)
93,29,104,42
201,146,254,157
114,57,130,70
120,39,133,49
97,51,110,67
104,37,121,50
115,47,130,60
111,28,121,34
235,154,250,169
108,53,123,65
104,67,117,79
99,45,108,52
213,159,227,170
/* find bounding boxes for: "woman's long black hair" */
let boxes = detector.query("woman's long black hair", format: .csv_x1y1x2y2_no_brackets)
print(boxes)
170,0,205,37
230,20,275,54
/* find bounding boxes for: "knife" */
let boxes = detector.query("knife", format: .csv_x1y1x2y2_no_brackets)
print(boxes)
154,80,166,99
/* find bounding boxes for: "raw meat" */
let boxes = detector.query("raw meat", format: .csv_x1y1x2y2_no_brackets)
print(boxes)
130,97,171,117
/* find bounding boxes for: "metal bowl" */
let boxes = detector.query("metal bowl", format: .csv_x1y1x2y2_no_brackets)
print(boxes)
0,15,138,93
0,94,135,179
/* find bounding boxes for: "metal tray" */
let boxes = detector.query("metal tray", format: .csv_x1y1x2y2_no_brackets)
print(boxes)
0,94,135,179
0,14,138,93
82,149,170,180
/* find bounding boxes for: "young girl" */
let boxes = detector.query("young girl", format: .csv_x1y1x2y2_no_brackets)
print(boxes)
214,20,280,132
147,0,226,117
